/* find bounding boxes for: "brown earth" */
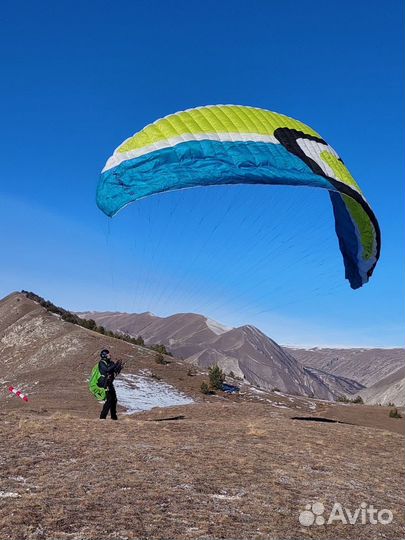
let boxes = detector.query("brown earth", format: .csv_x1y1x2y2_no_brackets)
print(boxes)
0,402,403,540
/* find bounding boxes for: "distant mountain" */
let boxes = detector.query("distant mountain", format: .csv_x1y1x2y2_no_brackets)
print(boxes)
79,310,365,400
304,366,365,397
285,346,404,387
78,311,232,357
359,366,405,406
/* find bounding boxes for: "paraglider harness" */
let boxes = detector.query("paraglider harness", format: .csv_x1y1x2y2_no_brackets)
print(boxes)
88,352,124,401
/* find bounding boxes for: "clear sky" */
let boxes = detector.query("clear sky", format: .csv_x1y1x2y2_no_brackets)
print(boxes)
1,0,404,347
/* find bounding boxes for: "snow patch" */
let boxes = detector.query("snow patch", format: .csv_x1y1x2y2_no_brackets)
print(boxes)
211,493,242,501
9,476,25,483
271,402,289,409
0,491,20,498
248,387,267,395
115,373,194,414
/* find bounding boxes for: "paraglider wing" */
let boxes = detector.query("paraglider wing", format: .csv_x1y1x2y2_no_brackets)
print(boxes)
97,105,380,289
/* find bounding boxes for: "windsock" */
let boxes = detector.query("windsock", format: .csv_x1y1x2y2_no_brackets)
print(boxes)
8,386,28,402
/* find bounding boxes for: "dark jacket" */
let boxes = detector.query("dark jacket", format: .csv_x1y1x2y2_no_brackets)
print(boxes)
98,358,120,388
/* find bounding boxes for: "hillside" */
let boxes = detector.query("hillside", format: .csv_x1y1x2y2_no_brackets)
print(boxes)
285,346,404,387
0,291,375,418
2,291,365,416
78,311,364,400
0,293,203,414
359,366,405,406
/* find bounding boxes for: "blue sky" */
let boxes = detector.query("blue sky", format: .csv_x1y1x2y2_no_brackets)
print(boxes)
1,0,404,346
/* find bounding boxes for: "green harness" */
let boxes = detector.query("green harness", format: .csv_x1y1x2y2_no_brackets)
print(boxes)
88,363,107,401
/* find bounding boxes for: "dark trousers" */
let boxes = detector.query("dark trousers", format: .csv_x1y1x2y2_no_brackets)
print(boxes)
100,384,118,420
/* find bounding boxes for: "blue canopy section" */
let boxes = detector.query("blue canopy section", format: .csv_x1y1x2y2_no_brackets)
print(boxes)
329,192,363,289
97,140,334,217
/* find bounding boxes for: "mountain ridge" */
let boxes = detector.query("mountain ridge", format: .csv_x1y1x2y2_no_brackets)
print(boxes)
78,310,370,400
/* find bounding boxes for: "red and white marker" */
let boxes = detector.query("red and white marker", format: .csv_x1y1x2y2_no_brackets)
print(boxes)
8,386,28,402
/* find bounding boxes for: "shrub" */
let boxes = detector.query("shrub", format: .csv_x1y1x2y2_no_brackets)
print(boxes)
155,353,170,365
155,353,166,365
150,343,172,356
87,319,97,330
200,382,210,395
209,364,225,390
63,312,78,324
337,395,363,404
389,408,402,419
187,366,197,377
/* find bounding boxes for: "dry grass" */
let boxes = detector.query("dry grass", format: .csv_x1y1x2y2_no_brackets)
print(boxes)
0,401,403,540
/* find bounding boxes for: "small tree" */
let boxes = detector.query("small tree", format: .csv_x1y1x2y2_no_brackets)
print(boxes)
209,365,225,390
150,343,172,356
155,353,166,365
389,408,402,419
187,366,197,377
87,319,97,330
200,382,210,395
337,395,364,404
63,312,77,324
